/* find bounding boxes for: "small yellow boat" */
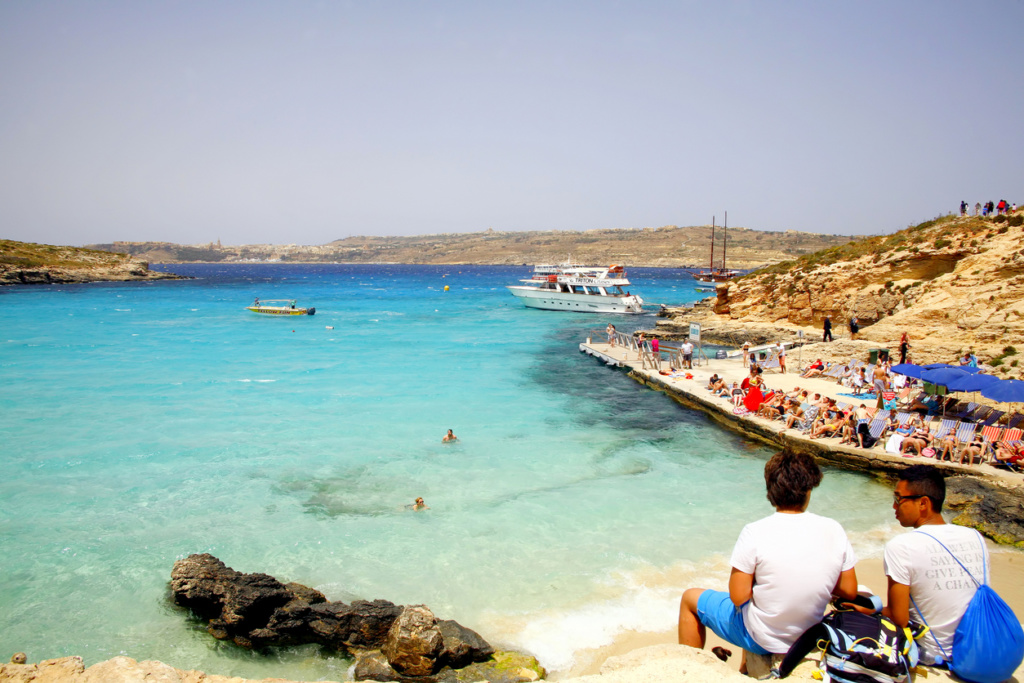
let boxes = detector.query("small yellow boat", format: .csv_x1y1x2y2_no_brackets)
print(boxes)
246,299,315,316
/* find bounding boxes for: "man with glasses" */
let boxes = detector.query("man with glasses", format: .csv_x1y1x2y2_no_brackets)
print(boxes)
883,465,990,666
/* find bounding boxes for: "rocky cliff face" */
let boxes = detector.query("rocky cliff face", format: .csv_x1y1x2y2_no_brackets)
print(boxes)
0,240,185,286
697,214,1024,375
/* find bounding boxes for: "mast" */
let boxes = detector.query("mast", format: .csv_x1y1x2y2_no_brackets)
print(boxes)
709,216,715,271
722,211,727,271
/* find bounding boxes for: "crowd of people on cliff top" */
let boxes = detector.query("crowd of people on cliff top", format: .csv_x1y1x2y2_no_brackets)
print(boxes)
961,199,1016,216
677,454,1017,680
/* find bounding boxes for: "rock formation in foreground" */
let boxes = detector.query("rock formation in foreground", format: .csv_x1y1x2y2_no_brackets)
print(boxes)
0,239,185,286
169,553,543,682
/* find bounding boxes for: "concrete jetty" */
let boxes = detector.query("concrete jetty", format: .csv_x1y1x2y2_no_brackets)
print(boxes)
579,339,1019,484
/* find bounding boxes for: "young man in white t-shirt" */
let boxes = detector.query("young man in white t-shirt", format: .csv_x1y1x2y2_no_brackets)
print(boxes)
677,450,859,672
883,465,989,665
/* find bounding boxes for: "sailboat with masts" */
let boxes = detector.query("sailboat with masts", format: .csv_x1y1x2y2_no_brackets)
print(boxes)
693,212,740,288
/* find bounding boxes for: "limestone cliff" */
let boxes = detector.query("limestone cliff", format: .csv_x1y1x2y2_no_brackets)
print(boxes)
677,214,1024,375
0,240,185,286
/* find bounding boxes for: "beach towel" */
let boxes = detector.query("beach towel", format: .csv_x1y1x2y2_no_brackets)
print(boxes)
838,392,878,401
885,434,905,455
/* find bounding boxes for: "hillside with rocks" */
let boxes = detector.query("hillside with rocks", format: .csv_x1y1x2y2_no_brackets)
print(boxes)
0,240,185,286
87,224,851,268
655,213,1024,376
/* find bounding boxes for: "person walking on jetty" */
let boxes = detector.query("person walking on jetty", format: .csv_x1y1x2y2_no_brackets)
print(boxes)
681,339,694,369
678,450,858,674
606,323,616,348
742,342,751,367
822,316,833,342
776,342,787,374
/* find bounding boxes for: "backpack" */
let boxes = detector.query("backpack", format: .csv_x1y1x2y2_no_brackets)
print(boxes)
913,530,1024,683
775,602,926,683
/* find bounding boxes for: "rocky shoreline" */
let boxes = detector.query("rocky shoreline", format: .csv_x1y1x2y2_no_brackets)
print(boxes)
0,239,187,286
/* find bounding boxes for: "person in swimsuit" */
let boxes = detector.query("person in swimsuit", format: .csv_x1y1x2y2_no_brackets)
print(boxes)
442,429,458,443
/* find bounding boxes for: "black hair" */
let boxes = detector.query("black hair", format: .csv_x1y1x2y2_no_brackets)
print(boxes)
764,449,823,508
899,464,946,513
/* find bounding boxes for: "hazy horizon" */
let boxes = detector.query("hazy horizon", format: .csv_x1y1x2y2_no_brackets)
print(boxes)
2,1,1022,247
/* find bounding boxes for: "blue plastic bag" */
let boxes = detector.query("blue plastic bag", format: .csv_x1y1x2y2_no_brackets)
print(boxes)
950,583,1024,683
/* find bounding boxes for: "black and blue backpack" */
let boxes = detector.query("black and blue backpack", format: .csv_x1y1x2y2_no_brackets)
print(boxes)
775,599,927,683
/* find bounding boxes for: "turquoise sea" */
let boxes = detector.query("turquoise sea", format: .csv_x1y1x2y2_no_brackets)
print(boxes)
0,264,897,680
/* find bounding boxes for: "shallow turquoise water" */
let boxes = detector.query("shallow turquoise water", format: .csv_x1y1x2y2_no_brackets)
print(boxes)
0,264,895,679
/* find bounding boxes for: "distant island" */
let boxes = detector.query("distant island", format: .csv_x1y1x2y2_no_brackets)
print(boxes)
85,224,855,269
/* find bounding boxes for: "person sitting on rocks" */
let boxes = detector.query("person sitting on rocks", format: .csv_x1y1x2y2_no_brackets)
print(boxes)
934,428,960,462
730,382,745,407
994,441,1024,467
677,450,858,674
809,406,844,440
958,432,987,466
899,423,932,457
757,392,785,419
783,402,807,430
800,359,827,378
839,413,861,445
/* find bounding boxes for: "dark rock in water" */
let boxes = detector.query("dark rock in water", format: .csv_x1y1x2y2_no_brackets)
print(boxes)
170,553,512,681
353,650,399,682
438,619,495,669
382,606,444,677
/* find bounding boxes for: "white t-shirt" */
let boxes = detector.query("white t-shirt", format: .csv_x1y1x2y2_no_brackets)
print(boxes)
884,524,989,664
681,342,693,355
730,512,857,653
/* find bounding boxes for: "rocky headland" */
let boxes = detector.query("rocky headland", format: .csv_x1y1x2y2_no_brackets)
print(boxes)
649,213,1024,377
0,239,185,286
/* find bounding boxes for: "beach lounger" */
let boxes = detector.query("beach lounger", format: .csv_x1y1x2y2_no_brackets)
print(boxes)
979,425,1003,463
824,364,848,380
760,350,781,371
794,406,820,433
894,411,914,426
932,418,958,442
981,409,1005,427
1007,413,1024,430
948,401,979,421
949,422,978,462
990,428,1023,471
963,405,991,423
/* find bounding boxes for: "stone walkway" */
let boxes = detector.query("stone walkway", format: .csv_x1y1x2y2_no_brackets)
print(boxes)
580,341,1021,485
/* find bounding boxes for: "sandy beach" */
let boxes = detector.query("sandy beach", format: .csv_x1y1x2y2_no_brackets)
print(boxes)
558,551,1024,682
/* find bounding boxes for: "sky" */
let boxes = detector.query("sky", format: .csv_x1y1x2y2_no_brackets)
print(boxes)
1,1,1022,247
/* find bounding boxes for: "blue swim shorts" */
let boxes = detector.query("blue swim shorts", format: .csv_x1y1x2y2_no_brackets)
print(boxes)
696,590,771,655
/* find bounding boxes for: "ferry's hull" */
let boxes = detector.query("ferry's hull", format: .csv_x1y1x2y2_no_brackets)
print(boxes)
507,286,642,314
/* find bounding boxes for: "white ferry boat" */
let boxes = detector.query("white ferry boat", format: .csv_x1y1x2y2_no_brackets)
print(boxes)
507,263,644,314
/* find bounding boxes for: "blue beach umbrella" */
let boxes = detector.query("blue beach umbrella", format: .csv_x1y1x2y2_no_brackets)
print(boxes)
943,372,1000,393
919,367,976,388
980,379,1024,404
922,363,981,374
890,363,926,379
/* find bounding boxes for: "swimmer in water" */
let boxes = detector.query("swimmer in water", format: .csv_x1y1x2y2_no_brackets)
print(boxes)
442,429,458,443
412,497,429,511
